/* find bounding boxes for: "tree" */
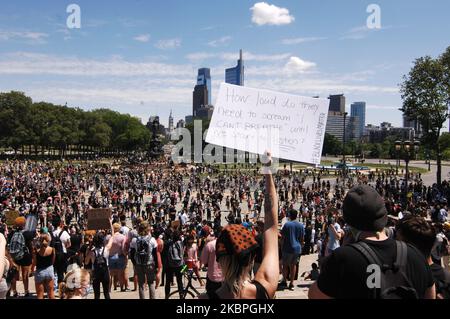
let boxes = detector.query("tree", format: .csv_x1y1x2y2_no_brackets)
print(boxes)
0,92,33,153
400,47,450,186
322,133,341,156
0,91,152,157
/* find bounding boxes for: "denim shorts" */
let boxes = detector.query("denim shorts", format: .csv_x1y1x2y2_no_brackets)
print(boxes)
35,266,55,284
108,254,126,270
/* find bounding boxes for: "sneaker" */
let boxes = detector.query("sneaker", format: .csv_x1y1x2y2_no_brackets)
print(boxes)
288,284,295,291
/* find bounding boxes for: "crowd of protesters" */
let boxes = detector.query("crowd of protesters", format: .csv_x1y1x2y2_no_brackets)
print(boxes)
1,156,449,300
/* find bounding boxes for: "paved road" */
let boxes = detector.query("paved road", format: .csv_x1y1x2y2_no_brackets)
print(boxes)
323,157,450,186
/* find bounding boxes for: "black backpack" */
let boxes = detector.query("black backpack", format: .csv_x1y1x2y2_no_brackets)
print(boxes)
135,236,151,265
51,230,66,261
350,241,419,299
167,240,183,268
93,248,108,272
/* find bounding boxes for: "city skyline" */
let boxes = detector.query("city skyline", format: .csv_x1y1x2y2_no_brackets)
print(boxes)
0,1,449,128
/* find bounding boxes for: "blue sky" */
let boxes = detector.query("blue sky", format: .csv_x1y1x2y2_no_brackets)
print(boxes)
0,0,449,128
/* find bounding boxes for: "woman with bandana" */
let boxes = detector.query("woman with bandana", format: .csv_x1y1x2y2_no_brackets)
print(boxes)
200,152,279,299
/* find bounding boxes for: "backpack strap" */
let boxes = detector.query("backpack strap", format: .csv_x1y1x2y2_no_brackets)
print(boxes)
349,242,383,299
350,242,383,266
394,241,408,271
251,280,270,299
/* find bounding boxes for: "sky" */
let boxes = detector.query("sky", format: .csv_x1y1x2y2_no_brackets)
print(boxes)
0,0,449,128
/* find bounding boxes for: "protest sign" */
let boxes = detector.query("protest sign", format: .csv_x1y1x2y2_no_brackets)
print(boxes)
87,208,111,231
5,210,19,227
206,83,329,165
25,214,38,232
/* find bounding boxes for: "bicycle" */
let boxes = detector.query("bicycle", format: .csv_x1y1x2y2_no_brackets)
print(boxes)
167,264,205,299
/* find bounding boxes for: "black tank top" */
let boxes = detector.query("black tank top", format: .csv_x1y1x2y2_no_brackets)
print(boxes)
36,249,54,270
207,280,270,299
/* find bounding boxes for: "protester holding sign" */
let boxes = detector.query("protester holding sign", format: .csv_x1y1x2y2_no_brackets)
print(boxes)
108,223,128,292
201,152,279,299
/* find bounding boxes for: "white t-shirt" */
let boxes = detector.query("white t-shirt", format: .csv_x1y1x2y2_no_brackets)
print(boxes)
53,228,71,254
311,228,316,243
180,213,188,225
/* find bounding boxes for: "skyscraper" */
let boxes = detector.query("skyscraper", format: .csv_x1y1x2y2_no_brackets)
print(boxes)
168,110,174,133
350,102,366,138
225,49,244,86
192,84,208,117
403,114,423,137
328,94,346,113
197,68,211,104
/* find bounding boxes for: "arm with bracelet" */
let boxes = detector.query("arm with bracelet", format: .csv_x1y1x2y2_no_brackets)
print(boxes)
254,152,280,298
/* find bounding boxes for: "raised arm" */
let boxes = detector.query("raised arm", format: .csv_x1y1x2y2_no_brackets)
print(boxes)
0,233,6,278
255,153,279,298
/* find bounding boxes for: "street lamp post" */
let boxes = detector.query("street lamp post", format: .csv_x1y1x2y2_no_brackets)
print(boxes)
395,140,401,176
342,112,348,178
395,139,420,202
427,151,431,172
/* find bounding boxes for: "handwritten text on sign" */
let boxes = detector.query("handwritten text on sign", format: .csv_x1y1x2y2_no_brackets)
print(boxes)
206,83,329,165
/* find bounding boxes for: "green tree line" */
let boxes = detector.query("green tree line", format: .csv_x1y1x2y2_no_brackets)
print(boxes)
0,91,151,156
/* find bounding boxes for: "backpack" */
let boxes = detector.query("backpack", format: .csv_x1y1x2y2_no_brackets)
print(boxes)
93,248,108,272
350,241,419,299
9,231,29,262
167,240,183,268
135,236,151,266
51,230,66,261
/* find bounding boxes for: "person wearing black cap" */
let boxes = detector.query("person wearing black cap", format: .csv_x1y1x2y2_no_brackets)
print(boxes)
309,184,436,299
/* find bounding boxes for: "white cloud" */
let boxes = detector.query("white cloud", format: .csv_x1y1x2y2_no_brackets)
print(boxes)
366,104,400,110
284,56,316,73
247,77,398,96
250,2,295,26
186,51,291,62
208,36,232,47
133,34,151,43
221,51,291,62
186,52,217,61
0,31,49,43
340,25,389,40
201,25,217,31
281,37,327,45
0,51,399,125
0,52,193,77
155,38,181,50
